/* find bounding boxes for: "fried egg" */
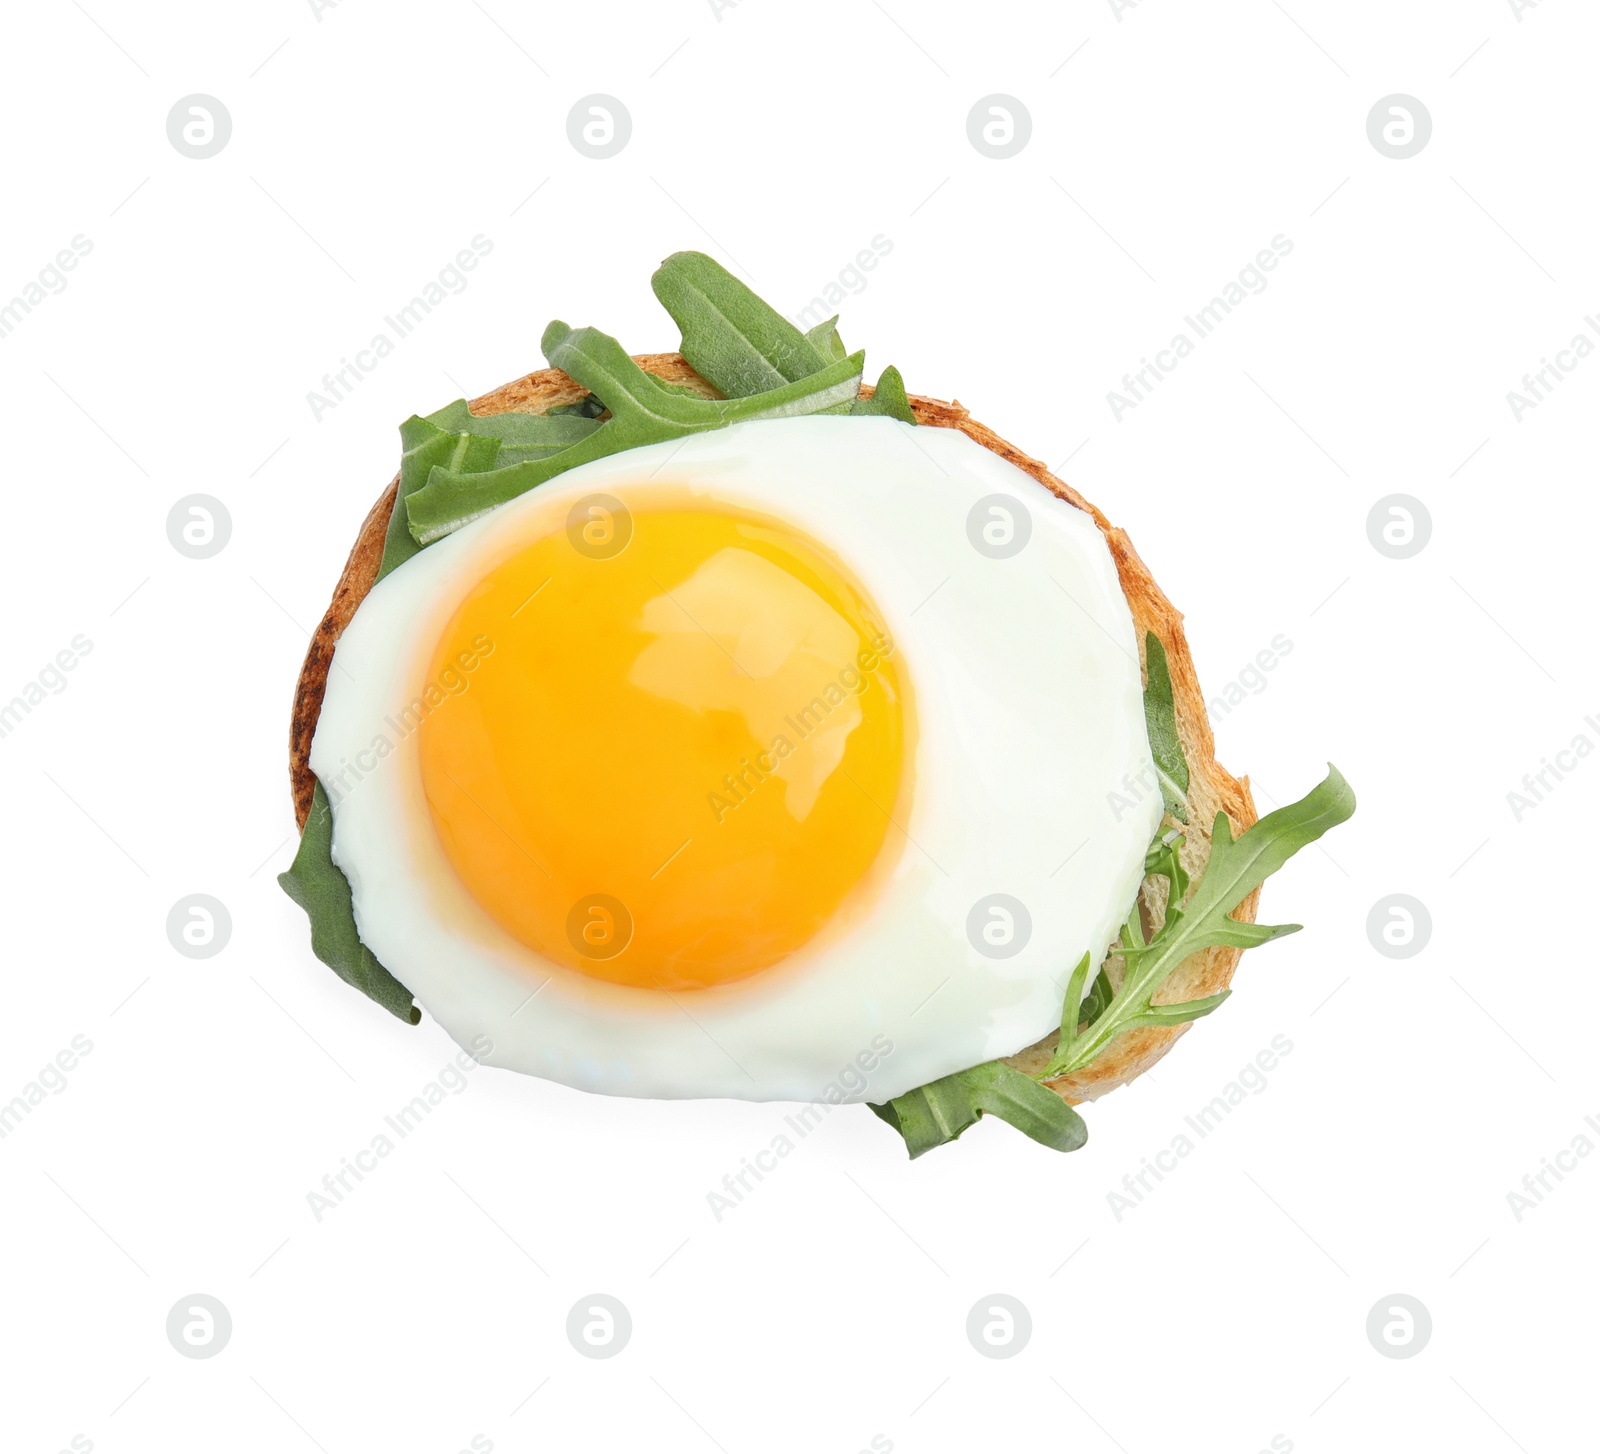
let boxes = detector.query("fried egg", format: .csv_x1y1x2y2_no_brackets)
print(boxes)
310,416,1160,1102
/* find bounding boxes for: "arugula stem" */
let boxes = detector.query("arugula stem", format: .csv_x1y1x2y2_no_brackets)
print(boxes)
1042,767,1355,1081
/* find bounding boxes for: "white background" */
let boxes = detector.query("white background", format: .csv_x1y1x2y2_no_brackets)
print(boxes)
1,1,1593,1451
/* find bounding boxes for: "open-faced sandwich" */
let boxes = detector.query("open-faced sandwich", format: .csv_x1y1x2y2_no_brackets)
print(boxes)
280,251,1353,1158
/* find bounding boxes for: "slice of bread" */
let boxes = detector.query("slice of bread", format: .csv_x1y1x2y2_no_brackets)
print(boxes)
287,354,1259,1107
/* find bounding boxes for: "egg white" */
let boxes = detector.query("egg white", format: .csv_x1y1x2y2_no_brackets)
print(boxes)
310,416,1160,1102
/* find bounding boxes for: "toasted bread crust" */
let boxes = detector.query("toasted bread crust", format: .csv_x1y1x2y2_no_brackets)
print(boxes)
287,354,1258,1103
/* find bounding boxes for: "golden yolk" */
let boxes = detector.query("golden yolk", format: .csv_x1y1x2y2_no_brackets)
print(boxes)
416,501,910,991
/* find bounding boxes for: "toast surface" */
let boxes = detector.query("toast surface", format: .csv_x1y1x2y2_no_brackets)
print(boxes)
287,354,1258,1104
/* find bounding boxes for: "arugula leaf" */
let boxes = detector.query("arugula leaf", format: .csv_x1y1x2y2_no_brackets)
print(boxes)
869,1061,1088,1159
1043,765,1356,1078
493,442,584,467
376,422,498,582
1085,967,1115,1025
1144,826,1190,906
405,323,864,545
804,315,848,363
851,365,917,424
278,782,419,1023
651,250,835,398
1143,632,1189,823
377,420,501,583
424,399,602,449
1133,991,1232,1026
539,321,864,429
1055,951,1095,1062
378,411,603,583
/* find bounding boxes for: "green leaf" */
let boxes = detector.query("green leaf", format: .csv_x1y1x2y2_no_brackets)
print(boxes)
424,399,602,449
378,409,602,583
870,1061,1088,1159
405,324,864,545
1143,827,1190,906
1056,951,1094,1058
1202,919,1302,950
493,442,583,467
850,364,917,424
1124,990,1231,1029
1081,967,1115,1028
378,420,500,582
651,250,834,398
1143,632,1189,824
1045,765,1356,1078
539,322,863,429
648,378,711,399
278,781,419,1024
804,315,848,363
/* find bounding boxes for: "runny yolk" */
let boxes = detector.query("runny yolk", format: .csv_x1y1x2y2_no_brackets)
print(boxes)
416,500,911,991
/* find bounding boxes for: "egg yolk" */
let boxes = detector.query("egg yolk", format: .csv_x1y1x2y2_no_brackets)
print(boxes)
416,500,910,991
